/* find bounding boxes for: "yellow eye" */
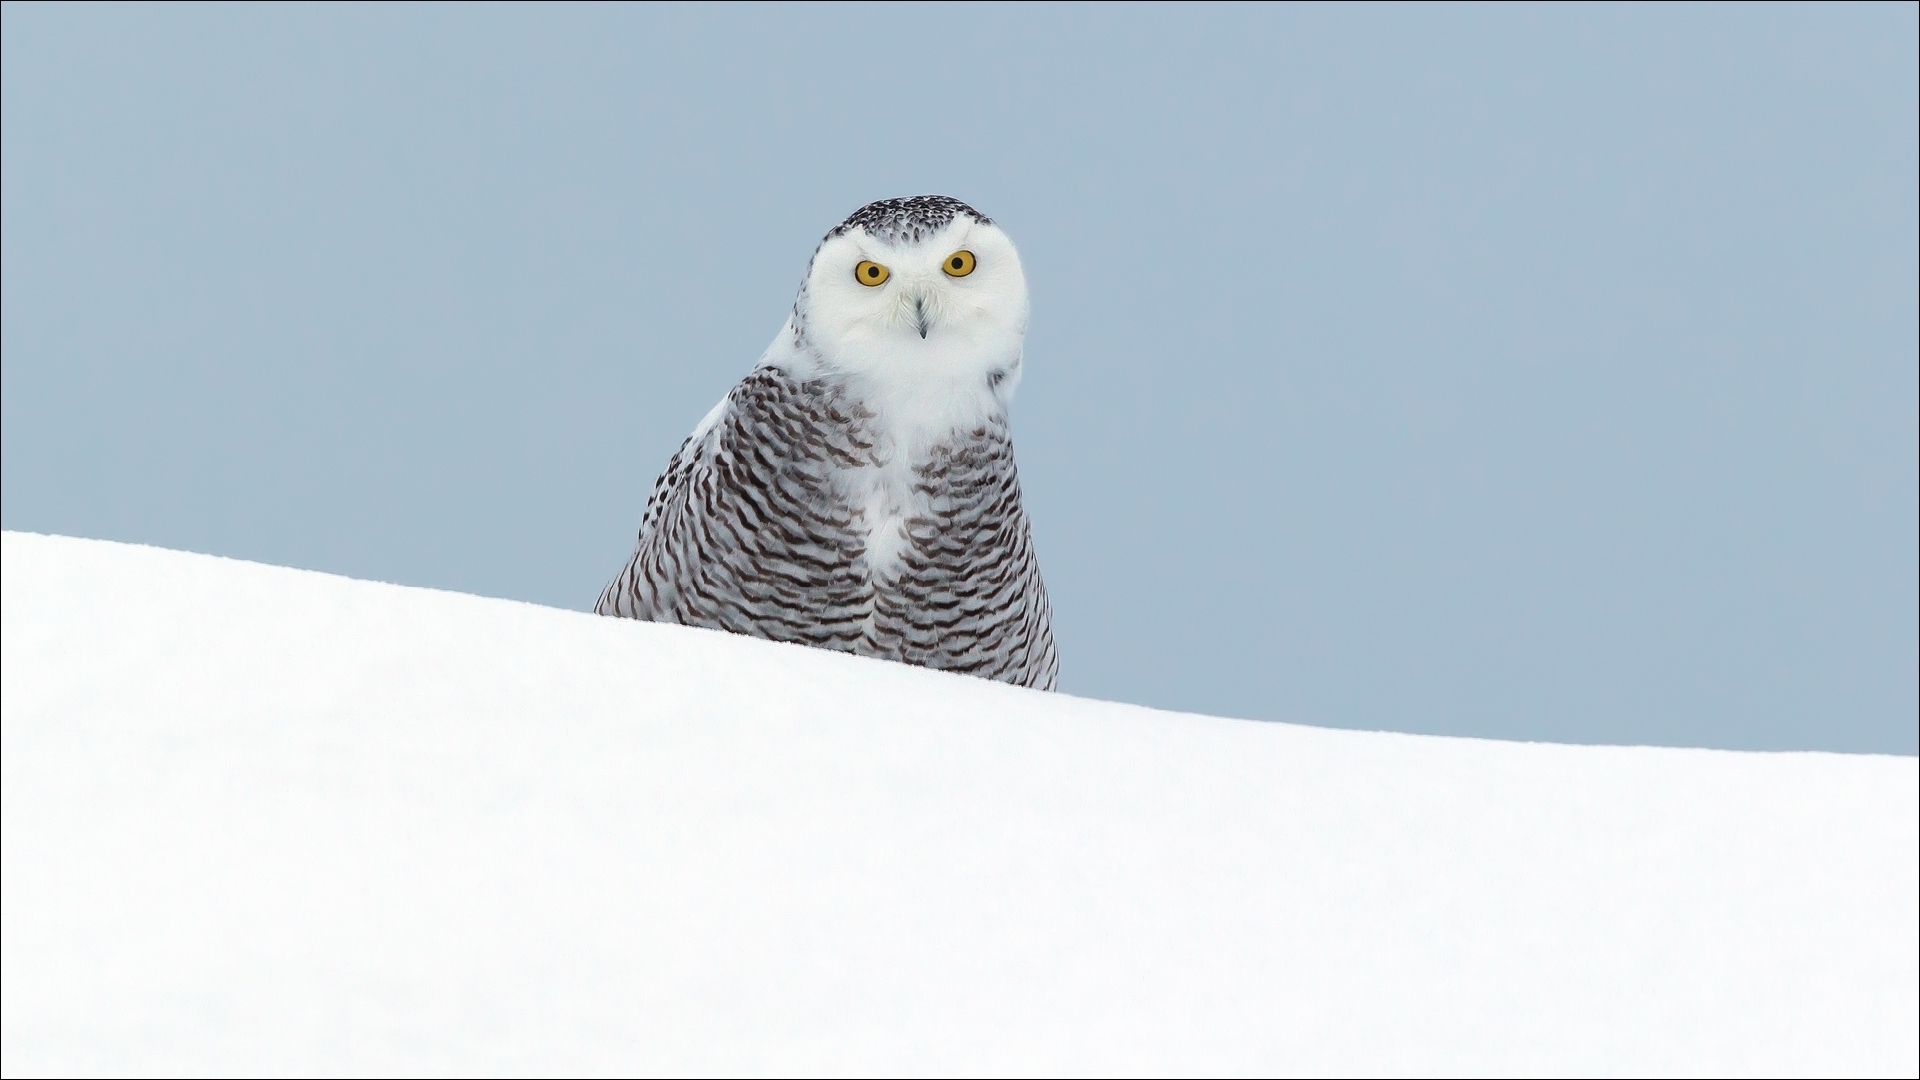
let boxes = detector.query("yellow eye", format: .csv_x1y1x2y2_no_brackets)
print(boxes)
943,250,977,277
854,260,890,286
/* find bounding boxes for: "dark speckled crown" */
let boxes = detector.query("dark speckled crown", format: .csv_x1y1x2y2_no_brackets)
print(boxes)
826,195,991,246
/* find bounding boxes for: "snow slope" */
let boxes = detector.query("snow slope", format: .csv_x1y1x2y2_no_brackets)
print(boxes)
3,532,1914,1077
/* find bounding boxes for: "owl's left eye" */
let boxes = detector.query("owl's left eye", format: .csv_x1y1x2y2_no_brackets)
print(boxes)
943,250,977,277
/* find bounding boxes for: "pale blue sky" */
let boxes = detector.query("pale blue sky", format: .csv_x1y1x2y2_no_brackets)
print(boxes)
4,3,1914,752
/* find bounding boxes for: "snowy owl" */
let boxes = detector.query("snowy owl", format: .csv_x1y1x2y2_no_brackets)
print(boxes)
596,196,1058,690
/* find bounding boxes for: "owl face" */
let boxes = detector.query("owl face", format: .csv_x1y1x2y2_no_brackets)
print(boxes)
796,197,1028,401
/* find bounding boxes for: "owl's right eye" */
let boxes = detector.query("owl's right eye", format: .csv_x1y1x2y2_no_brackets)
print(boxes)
854,261,890,287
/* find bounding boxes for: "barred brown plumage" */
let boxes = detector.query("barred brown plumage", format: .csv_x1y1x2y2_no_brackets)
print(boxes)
596,197,1058,690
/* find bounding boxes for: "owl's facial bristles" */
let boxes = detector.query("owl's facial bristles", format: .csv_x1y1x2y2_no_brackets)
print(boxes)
891,284,952,340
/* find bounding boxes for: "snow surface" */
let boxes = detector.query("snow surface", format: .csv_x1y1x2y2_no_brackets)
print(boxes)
3,531,1915,1077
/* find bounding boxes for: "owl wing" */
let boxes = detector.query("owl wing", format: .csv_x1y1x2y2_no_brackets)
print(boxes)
873,419,1059,691
595,367,876,650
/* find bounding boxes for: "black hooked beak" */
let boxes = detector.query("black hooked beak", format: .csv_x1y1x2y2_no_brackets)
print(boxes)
912,295,930,339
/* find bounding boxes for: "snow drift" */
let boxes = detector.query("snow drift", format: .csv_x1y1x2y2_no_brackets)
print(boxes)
3,531,1914,1076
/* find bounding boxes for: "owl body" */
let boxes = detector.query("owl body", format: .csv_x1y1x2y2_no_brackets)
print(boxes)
597,197,1058,690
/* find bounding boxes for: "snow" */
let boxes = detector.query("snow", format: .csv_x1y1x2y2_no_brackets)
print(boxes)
2,531,1914,1077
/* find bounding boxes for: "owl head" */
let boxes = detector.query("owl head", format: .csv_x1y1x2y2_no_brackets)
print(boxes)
792,196,1028,408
